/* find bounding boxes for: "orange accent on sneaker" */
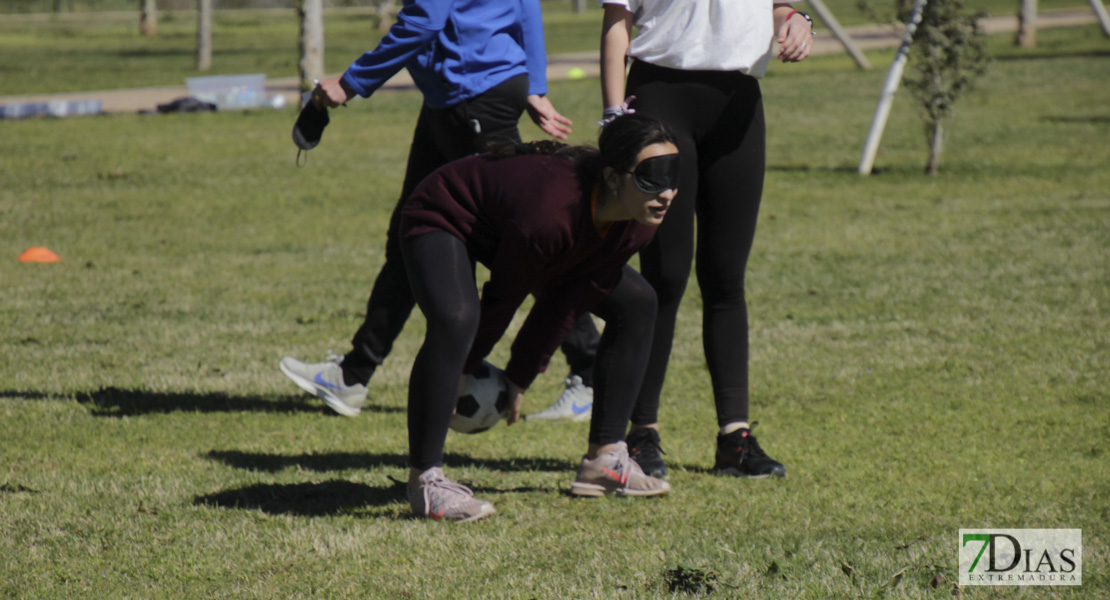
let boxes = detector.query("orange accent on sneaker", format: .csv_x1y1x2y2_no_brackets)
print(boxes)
601,467,627,484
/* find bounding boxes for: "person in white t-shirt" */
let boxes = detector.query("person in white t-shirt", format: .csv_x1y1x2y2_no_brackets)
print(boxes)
593,0,812,479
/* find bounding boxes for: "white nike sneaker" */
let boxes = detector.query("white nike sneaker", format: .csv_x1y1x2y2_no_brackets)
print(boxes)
524,375,593,422
279,355,367,417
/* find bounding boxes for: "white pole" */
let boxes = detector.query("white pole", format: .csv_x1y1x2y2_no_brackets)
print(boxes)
1091,0,1110,37
806,0,872,70
858,0,927,176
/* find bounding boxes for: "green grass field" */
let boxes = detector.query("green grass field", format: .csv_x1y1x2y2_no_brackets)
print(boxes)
2,15,1108,600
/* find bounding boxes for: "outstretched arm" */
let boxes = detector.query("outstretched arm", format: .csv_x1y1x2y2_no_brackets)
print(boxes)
526,95,573,140
521,0,573,139
339,1,451,99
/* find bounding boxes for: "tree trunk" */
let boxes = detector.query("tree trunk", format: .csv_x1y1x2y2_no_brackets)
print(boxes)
1016,0,1037,48
926,120,943,175
375,0,394,32
196,0,213,71
140,0,158,37
299,0,325,101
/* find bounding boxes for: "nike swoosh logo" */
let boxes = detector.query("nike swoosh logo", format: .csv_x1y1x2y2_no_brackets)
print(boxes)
572,402,592,415
314,372,341,390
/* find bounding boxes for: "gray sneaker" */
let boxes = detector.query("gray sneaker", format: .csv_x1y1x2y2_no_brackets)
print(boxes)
407,467,495,523
570,441,671,497
279,355,367,417
524,375,593,422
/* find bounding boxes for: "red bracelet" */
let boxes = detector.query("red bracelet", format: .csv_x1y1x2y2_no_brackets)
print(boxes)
784,9,813,29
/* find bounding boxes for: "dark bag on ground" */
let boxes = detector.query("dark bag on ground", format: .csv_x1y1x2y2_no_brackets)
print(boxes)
157,97,217,113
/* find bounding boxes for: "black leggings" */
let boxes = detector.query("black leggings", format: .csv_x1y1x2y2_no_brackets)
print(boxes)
624,60,766,428
402,231,655,469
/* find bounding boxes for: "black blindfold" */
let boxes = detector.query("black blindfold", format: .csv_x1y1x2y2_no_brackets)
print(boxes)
629,153,681,194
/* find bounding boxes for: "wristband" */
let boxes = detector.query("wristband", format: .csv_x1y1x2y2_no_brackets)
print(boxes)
785,9,815,34
597,95,637,127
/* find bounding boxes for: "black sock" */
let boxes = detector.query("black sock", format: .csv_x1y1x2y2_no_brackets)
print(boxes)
575,370,594,388
340,352,375,386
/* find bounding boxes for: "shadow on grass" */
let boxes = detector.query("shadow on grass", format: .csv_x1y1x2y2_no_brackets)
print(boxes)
72,386,402,417
114,48,194,59
1044,115,1110,125
0,390,55,401
194,479,403,516
194,479,551,517
673,464,794,482
767,164,914,176
206,449,575,474
115,47,275,59
993,49,1110,62
767,164,858,174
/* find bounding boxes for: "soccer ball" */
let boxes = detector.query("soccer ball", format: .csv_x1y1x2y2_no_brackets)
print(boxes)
450,361,509,434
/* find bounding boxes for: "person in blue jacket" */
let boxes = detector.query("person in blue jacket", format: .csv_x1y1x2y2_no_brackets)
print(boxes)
281,0,603,417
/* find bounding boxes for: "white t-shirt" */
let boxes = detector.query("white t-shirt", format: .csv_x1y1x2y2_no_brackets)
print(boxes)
602,0,774,78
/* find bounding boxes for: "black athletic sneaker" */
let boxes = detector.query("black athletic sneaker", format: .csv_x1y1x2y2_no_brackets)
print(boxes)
626,428,668,479
714,424,787,479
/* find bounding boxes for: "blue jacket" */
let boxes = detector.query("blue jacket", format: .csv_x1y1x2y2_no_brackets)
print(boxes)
341,0,548,109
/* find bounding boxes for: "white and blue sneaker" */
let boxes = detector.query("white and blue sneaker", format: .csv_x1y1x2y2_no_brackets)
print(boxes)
524,375,593,422
279,355,367,417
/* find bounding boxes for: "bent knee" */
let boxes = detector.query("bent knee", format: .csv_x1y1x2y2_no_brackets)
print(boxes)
424,307,478,349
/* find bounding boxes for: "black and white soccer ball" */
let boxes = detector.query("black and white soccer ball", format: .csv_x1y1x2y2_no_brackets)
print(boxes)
450,361,509,434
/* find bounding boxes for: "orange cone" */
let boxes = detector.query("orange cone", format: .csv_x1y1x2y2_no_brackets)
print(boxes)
18,247,61,263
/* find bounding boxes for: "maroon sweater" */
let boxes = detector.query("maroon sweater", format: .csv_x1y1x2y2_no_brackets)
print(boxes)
401,153,657,388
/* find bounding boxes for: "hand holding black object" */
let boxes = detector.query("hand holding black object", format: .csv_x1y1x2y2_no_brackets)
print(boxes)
292,101,329,150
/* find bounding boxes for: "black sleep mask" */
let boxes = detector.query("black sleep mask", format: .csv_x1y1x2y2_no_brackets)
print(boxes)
628,153,680,194
292,100,329,151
